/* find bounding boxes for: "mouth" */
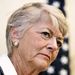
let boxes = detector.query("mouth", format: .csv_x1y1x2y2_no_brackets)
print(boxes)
38,53,50,60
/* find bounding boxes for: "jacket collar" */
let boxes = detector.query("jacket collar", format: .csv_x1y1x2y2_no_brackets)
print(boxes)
0,55,17,75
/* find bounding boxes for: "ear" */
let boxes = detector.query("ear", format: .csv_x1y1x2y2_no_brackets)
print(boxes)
10,27,19,46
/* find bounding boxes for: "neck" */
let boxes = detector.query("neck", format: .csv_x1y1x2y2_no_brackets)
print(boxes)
9,50,40,75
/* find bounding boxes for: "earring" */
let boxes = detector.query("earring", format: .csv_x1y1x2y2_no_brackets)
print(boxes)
12,40,19,48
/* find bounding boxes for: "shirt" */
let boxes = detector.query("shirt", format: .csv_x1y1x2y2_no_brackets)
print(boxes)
0,55,17,75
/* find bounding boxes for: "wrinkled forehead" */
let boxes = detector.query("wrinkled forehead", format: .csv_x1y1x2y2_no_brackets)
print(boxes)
25,8,62,37
39,15,62,37
28,10,63,38
37,10,61,35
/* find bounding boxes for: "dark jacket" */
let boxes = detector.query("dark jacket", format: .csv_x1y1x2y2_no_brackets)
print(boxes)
0,66,4,75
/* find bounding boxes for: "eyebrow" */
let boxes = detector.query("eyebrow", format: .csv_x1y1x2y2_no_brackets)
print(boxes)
40,27,53,36
38,27,64,39
57,37,64,40
47,28,64,40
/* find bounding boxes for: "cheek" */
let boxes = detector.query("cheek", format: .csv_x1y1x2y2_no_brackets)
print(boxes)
19,31,47,60
28,34,46,51
51,50,59,62
19,35,42,58
54,50,59,58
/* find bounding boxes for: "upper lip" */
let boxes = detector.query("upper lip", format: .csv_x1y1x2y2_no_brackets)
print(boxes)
38,53,50,60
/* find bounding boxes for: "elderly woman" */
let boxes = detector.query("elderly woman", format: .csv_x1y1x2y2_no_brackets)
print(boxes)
0,2,68,75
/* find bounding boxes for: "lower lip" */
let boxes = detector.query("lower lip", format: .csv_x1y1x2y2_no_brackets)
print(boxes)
38,53,50,61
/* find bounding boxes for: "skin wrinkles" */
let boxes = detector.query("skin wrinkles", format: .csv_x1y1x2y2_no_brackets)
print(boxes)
5,3,68,75
17,16,63,72
8,7,66,75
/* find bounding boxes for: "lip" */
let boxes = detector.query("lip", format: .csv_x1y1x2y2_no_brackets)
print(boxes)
38,53,50,60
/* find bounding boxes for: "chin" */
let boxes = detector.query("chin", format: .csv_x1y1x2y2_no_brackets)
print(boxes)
32,57,50,71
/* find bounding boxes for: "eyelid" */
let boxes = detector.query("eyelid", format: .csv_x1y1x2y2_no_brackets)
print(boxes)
57,37,64,43
42,29,53,36
44,28,53,35
41,32,50,39
57,37,64,40
41,29,50,33
36,29,53,40
57,39,63,48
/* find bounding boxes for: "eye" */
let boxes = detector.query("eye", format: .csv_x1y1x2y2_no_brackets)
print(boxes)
41,32,52,39
57,40,62,48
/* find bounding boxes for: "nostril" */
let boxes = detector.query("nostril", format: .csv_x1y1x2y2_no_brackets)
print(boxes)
47,47,52,50
47,46,57,52
47,47,54,52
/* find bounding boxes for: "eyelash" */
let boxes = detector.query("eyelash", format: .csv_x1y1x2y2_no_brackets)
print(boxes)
57,40,62,48
40,31,63,48
41,32,52,39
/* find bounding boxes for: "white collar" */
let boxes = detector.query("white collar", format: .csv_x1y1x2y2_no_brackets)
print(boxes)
0,55,17,75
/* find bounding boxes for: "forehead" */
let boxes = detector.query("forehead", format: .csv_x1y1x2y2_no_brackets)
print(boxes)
30,14,63,38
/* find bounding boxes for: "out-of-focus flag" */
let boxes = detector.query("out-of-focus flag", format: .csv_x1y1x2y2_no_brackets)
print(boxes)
39,0,70,75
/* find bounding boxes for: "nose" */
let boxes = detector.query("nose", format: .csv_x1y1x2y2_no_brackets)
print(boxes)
47,37,58,51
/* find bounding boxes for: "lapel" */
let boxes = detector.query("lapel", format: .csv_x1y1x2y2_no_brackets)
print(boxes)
0,66,4,75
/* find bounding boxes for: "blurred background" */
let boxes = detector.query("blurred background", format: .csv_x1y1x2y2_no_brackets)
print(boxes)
0,0,75,75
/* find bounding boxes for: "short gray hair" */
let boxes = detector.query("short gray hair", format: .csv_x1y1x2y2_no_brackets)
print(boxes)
6,2,68,56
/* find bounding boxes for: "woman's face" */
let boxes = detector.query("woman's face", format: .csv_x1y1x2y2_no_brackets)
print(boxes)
18,16,63,71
